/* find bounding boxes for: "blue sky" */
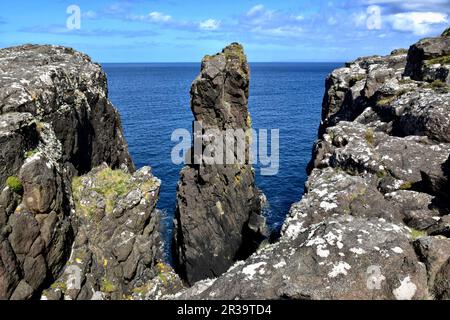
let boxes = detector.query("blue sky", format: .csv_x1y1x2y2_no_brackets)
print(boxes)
0,0,449,62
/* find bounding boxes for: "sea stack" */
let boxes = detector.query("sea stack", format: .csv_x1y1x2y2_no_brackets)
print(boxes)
173,43,268,284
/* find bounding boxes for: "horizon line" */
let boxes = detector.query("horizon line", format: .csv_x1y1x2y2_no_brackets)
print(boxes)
100,61,346,64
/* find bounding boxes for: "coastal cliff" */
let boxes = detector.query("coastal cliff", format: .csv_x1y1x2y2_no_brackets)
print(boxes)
1,28,449,300
173,44,268,285
0,45,173,300
170,29,450,300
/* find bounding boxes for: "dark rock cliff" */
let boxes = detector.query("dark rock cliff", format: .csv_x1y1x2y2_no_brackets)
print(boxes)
170,29,450,300
0,45,173,300
173,43,268,285
2,29,450,300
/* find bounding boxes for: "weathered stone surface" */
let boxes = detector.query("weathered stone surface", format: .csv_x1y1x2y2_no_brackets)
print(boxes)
434,258,450,299
428,215,450,237
414,236,450,295
41,164,166,300
174,216,428,300
170,29,450,300
0,45,134,173
405,31,450,83
173,43,267,284
0,113,38,188
0,45,143,300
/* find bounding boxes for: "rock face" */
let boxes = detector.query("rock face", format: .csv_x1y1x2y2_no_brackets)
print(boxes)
173,43,268,285
0,45,167,300
172,30,450,300
41,165,163,300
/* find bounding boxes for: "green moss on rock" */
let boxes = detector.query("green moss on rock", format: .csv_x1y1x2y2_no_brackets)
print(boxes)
400,181,413,190
72,167,159,217
100,277,117,293
425,54,450,66
24,149,39,158
50,281,67,293
410,228,427,240
222,43,246,63
6,176,23,194
364,129,375,145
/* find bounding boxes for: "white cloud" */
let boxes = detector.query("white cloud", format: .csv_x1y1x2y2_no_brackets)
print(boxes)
388,11,448,35
362,0,450,12
148,11,172,23
250,26,303,38
247,4,265,16
82,10,98,19
199,19,221,30
238,4,306,39
366,5,382,30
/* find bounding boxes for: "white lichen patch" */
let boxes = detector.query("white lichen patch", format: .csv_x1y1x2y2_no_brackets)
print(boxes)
323,231,343,246
328,261,351,278
242,262,267,280
273,259,286,269
317,245,330,258
320,201,338,211
349,247,366,255
391,247,404,254
284,221,307,240
393,276,417,300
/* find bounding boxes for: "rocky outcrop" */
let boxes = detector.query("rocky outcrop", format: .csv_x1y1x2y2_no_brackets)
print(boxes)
41,164,164,300
173,44,268,285
405,30,450,84
172,30,450,300
0,45,166,300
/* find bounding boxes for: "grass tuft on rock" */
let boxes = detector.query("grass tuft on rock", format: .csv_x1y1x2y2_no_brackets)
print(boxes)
24,149,39,158
376,95,396,107
425,54,450,66
400,181,413,190
6,176,23,194
410,228,427,240
72,167,159,217
222,43,246,63
364,129,375,145
50,281,67,293
427,80,450,93
100,277,117,293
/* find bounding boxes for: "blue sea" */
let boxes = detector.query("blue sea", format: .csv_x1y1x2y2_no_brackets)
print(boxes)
103,62,342,254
